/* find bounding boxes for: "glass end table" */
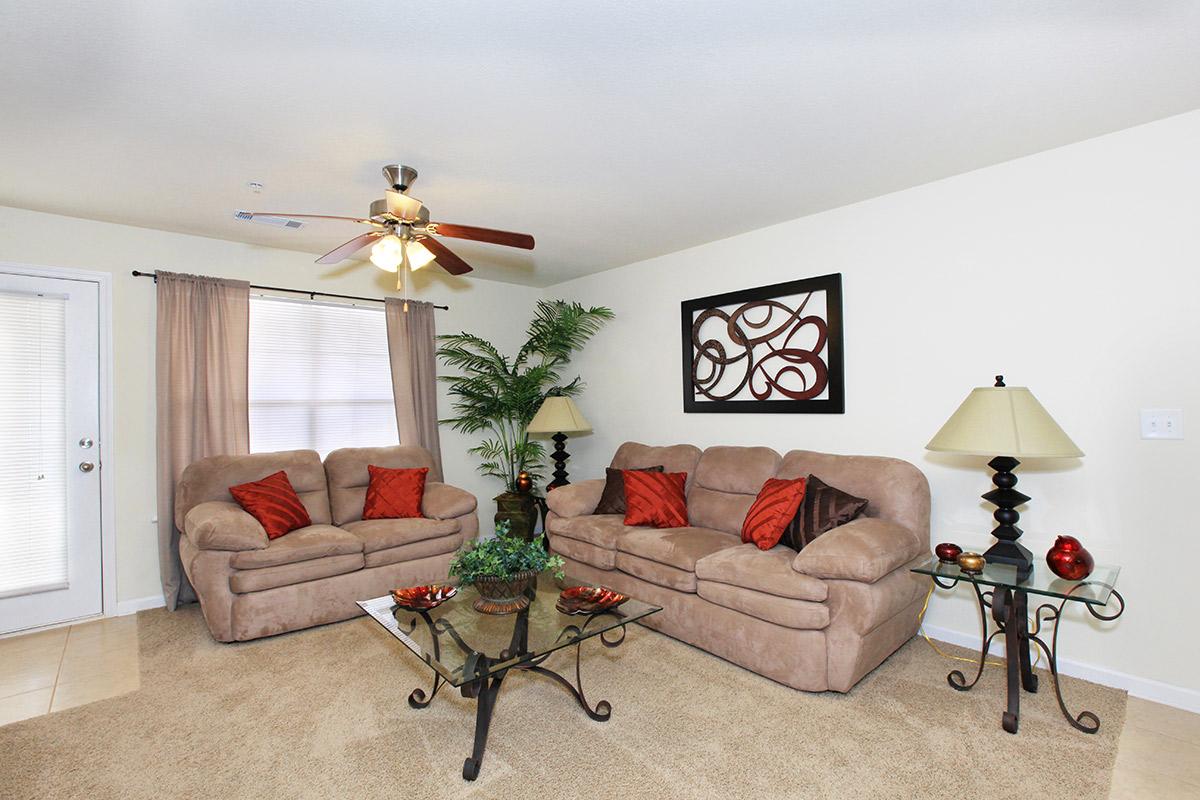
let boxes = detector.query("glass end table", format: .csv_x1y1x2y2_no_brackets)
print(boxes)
358,573,661,780
912,555,1124,735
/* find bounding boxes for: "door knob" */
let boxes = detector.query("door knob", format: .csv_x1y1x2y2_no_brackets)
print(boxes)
79,437,94,449
79,461,95,473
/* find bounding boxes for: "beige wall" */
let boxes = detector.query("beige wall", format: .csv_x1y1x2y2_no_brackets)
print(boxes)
0,205,541,604
543,111,1200,701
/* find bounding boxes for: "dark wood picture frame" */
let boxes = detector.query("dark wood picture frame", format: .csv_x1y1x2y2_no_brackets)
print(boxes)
681,273,844,414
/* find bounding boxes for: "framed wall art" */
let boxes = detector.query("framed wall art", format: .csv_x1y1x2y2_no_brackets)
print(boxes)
681,273,844,414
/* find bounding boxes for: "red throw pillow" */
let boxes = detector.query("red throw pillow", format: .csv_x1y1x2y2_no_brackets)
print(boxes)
362,465,428,520
742,477,808,550
623,470,689,528
229,470,312,540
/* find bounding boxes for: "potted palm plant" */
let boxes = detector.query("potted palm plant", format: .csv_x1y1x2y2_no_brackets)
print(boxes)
437,299,613,537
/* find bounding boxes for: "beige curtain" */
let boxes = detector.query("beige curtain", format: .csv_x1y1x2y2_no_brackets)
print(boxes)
385,298,443,481
156,271,250,610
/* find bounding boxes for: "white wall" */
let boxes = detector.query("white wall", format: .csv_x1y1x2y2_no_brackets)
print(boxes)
543,111,1200,702
0,206,541,605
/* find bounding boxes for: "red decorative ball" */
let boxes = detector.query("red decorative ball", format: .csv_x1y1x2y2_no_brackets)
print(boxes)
515,471,533,494
935,542,963,563
1046,535,1094,580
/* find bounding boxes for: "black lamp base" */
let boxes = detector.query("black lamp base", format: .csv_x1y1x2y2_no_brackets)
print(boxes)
547,432,571,491
981,455,1033,579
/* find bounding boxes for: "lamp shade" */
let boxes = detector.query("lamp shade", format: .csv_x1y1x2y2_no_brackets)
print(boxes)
926,385,1083,458
527,396,592,435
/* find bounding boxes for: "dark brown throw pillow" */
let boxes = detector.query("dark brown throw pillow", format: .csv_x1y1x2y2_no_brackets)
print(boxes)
594,465,664,514
780,475,868,551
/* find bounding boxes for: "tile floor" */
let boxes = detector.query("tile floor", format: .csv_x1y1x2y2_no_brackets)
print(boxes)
0,615,140,725
0,618,1197,798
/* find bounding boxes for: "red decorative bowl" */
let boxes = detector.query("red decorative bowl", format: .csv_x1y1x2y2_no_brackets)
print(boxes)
556,586,629,616
935,542,963,564
391,584,457,611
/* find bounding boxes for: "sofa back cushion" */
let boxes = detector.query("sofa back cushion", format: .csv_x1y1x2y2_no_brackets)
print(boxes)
688,446,782,535
175,449,330,531
775,450,930,546
325,445,436,525
609,442,702,491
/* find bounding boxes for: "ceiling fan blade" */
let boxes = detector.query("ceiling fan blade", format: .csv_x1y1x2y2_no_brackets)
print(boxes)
315,231,384,264
428,223,534,250
247,212,377,225
418,236,474,275
385,190,424,222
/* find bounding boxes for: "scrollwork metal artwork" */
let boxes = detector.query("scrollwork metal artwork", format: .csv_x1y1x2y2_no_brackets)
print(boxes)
681,273,844,413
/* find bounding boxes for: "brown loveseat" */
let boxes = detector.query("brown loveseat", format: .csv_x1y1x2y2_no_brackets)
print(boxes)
545,442,929,692
176,445,478,642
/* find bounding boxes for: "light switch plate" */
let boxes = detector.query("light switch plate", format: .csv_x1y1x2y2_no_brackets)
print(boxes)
1140,408,1184,440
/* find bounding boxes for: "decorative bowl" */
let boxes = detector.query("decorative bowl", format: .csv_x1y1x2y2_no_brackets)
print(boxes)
956,552,986,574
934,542,963,564
391,584,457,611
556,586,629,616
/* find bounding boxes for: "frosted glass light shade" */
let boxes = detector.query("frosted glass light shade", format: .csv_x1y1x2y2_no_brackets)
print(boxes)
527,396,592,435
926,386,1083,458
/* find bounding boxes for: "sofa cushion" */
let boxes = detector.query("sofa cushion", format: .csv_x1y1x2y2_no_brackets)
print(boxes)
363,465,428,520
176,449,331,530
623,471,689,528
324,445,437,526
616,526,741,573
615,551,697,592
230,524,363,569
610,442,702,491
228,470,313,539
547,514,637,550
421,482,477,519
688,446,783,535
742,477,808,550
230,553,364,594
697,581,830,630
694,543,828,602
341,517,460,554
364,533,461,569
548,533,616,571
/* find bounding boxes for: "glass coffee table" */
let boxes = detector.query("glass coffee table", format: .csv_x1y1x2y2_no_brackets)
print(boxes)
912,555,1124,735
358,573,661,781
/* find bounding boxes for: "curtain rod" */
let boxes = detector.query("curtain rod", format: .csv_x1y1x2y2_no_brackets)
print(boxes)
129,270,449,310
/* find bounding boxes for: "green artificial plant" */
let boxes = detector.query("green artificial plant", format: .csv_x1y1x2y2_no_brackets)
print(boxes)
448,521,565,583
437,299,614,492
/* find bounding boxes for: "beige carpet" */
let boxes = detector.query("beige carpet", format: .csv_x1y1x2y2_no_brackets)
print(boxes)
0,605,1125,799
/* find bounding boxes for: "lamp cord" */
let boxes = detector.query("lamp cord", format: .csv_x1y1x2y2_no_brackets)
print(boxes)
917,582,1041,671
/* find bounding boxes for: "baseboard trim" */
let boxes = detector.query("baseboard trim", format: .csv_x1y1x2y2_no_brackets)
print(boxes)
923,624,1200,715
114,594,166,617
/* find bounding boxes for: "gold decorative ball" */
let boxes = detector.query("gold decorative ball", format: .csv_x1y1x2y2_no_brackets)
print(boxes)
956,552,986,574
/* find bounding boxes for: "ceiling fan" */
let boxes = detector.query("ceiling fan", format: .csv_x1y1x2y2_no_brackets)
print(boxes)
246,164,534,289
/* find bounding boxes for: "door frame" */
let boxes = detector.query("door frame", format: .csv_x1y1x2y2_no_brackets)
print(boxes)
0,261,116,621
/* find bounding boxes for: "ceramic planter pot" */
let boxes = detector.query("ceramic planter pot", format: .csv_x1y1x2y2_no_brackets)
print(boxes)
494,492,537,541
472,569,538,615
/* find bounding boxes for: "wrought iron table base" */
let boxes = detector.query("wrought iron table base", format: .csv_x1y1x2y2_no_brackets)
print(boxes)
933,574,1125,735
403,610,625,781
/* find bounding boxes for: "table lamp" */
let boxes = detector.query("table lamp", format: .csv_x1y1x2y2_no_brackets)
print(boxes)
926,376,1083,579
527,396,592,490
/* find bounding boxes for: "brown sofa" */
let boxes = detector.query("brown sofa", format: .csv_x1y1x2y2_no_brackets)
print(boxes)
176,445,478,642
545,442,929,692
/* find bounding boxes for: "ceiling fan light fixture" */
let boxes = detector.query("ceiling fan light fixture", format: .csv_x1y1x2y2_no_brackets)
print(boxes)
369,235,404,272
406,240,435,271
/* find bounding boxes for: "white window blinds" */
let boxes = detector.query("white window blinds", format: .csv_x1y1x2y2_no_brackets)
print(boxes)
0,290,69,599
248,296,399,458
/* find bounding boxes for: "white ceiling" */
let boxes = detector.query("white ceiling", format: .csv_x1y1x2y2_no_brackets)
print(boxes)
1,1,1198,287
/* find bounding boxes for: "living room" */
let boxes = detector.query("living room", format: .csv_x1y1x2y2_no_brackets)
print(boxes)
1,3,1197,798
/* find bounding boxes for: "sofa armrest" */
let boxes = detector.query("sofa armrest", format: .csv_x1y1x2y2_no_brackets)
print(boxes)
791,517,923,584
422,482,477,520
544,479,605,518
183,501,269,552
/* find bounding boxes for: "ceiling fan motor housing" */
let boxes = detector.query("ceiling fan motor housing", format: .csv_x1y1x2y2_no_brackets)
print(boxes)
382,164,418,192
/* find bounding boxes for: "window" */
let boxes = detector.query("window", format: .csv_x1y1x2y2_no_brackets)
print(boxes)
248,296,398,458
